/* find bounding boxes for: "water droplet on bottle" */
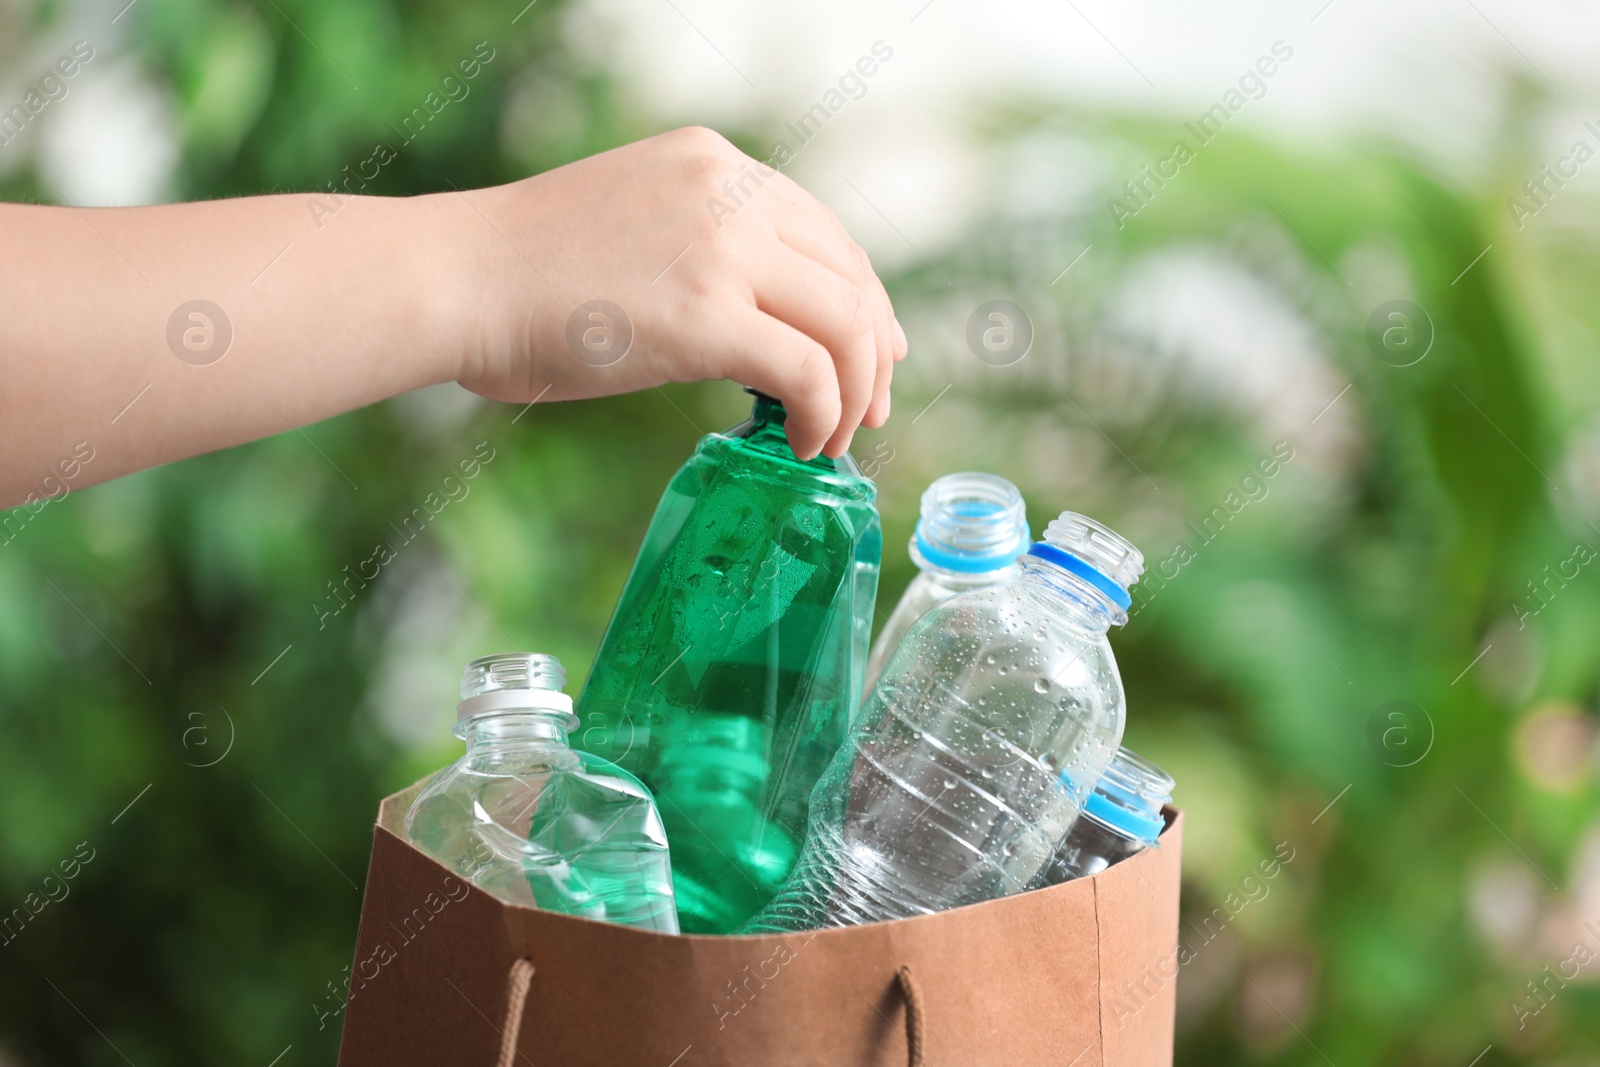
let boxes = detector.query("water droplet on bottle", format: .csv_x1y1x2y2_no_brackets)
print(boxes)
985,654,997,665
1034,678,1050,694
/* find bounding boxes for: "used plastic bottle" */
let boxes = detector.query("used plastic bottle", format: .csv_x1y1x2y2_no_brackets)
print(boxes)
575,391,881,933
863,472,1031,691
405,653,679,933
745,512,1144,931
650,714,798,933
1036,747,1173,885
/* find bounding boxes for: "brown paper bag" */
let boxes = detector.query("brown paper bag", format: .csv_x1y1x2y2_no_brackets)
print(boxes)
337,782,1183,1067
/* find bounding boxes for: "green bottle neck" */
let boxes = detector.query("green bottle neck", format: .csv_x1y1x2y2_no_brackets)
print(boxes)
658,760,767,803
656,712,769,800
731,392,854,476
750,391,787,428
736,392,795,455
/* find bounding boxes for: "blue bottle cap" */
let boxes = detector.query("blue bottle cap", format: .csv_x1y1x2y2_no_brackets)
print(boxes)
1026,542,1132,611
1024,512,1144,615
1060,747,1174,845
908,472,1030,575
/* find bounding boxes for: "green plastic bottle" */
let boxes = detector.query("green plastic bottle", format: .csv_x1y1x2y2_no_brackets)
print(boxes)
652,714,798,933
576,391,882,932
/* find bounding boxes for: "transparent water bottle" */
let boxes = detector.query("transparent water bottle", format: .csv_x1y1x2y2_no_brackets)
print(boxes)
406,653,679,933
1035,747,1173,885
863,472,1031,691
745,512,1144,931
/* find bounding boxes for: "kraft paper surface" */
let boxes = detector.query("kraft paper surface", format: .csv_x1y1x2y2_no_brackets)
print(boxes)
338,783,1183,1067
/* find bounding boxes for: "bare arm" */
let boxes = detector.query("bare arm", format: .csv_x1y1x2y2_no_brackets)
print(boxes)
1,126,905,508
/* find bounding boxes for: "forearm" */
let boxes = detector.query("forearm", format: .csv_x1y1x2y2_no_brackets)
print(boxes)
0,193,467,507
1,129,907,508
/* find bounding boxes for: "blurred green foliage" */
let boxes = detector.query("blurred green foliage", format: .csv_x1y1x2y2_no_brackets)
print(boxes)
3,1,1600,1065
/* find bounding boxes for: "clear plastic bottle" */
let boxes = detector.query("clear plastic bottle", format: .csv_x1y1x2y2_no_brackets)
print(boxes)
1036,747,1173,885
745,512,1144,931
863,472,1031,692
406,653,678,933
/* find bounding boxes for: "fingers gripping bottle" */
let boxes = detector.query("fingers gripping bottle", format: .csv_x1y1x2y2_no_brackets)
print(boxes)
1036,747,1173,885
746,512,1143,930
863,472,1031,691
575,391,882,933
405,654,679,932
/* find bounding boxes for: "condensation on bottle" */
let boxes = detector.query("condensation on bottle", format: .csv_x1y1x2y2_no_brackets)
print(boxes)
574,390,881,933
745,511,1144,931
863,471,1031,692
1036,746,1173,885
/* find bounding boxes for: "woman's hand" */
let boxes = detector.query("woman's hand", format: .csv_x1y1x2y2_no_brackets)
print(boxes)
448,127,907,459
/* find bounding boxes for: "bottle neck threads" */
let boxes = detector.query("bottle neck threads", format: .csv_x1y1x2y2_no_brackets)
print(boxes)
1078,747,1174,843
1021,512,1144,629
909,472,1030,577
454,653,578,742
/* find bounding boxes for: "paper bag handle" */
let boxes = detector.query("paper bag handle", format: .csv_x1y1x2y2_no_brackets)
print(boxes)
491,957,924,1067
897,965,925,1067
494,958,536,1067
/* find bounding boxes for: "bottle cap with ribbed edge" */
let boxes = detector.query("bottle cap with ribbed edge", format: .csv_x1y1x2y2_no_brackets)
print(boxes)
1024,512,1144,621
455,653,577,729
909,472,1031,575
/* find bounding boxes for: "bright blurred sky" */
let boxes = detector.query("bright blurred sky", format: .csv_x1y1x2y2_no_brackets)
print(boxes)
566,0,1600,259
575,0,1596,153
4,0,1596,216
